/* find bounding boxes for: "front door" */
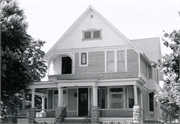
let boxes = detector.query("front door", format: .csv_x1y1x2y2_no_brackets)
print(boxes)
78,88,88,116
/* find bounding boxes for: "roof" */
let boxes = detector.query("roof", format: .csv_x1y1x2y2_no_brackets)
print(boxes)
130,37,162,62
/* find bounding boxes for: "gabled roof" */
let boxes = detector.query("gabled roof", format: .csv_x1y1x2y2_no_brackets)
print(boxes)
43,5,142,62
131,37,162,62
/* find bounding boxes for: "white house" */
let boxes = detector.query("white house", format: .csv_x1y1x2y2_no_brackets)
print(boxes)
18,6,164,124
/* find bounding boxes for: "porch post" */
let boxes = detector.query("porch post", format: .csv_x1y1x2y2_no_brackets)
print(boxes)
58,86,63,107
92,86,98,106
91,85,100,124
41,96,45,112
133,85,138,105
31,88,35,108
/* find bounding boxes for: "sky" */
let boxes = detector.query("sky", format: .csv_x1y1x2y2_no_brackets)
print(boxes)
18,0,180,84
18,0,180,55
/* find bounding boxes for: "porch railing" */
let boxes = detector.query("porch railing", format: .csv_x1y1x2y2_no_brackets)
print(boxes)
82,106,92,124
54,106,66,124
35,109,56,118
100,108,133,117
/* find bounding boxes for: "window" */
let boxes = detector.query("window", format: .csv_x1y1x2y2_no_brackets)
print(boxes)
106,50,126,72
109,88,124,108
79,52,88,66
83,30,101,40
81,53,87,65
149,66,152,79
127,87,134,108
107,51,114,72
117,50,125,72
93,31,100,38
84,31,91,39
98,88,106,108
149,92,154,111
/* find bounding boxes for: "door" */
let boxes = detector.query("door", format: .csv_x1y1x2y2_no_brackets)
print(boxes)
78,88,88,116
62,57,72,74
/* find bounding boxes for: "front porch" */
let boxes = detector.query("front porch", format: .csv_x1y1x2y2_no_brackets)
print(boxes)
18,79,143,124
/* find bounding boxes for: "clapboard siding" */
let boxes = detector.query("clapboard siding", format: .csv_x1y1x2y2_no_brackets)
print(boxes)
49,49,139,80
75,51,105,74
127,49,138,72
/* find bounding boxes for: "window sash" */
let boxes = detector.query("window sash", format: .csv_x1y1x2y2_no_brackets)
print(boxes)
93,31,100,38
84,31,91,39
81,53,87,65
117,50,125,72
107,51,114,72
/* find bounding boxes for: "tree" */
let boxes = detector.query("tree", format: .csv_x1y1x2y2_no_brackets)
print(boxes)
153,30,180,123
1,0,47,121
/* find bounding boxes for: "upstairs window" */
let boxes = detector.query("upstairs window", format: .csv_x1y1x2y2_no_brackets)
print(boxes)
107,51,114,72
93,30,100,38
84,31,91,39
81,53,87,65
83,29,102,40
79,52,88,66
117,50,125,72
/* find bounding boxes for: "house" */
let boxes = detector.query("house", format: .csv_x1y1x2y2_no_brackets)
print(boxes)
18,6,164,124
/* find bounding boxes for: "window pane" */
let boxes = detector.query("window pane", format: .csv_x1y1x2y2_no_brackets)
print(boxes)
107,61,114,72
107,51,114,71
117,50,125,72
117,50,125,61
93,31,100,38
128,87,134,108
81,53,86,64
84,31,91,39
117,61,125,72
149,66,152,78
149,93,154,111
110,94,123,108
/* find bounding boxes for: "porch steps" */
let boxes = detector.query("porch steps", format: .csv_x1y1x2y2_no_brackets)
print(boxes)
61,117,84,123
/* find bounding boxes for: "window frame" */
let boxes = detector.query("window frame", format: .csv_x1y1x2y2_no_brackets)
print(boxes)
105,49,127,72
127,87,134,108
82,29,102,41
108,87,125,109
79,52,88,67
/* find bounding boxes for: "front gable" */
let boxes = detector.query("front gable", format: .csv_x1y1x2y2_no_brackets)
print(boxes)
44,6,139,61
54,9,130,51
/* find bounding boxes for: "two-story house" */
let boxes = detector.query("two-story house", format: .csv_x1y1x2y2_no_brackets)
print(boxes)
18,6,163,124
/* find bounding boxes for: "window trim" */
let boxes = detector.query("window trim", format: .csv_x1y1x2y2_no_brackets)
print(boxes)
108,87,125,109
79,52,88,67
82,29,102,41
105,49,127,72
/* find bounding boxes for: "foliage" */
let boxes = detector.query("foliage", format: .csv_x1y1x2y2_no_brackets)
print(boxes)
153,30,180,121
1,0,47,119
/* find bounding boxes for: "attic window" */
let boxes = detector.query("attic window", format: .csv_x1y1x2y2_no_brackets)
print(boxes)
83,29,102,40
91,15,93,18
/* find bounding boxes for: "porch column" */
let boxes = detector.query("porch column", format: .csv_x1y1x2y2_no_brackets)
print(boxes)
31,88,35,108
22,90,25,109
92,86,98,106
58,86,63,107
41,96,45,112
133,85,138,105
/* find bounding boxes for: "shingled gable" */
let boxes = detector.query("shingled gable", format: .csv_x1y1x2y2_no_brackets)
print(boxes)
43,5,143,62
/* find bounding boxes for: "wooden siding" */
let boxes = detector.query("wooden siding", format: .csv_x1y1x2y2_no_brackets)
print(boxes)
75,51,105,74
49,49,139,80
127,49,138,72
